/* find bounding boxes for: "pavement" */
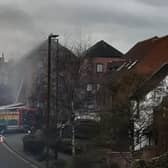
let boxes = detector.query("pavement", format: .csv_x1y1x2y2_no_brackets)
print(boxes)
0,143,39,168
3,133,72,168
4,133,45,168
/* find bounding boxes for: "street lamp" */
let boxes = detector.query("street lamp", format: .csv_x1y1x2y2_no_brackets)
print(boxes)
55,37,59,125
46,34,59,168
46,34,59,129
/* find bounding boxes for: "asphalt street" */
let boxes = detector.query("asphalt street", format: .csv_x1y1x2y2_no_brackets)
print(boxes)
0,143,39,168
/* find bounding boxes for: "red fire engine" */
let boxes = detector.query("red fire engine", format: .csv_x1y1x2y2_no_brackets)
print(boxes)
0,103,38,132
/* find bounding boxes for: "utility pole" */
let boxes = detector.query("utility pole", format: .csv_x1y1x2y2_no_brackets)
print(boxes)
46,34,59,168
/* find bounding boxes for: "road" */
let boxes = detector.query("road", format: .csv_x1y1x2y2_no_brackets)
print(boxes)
0,143,39,168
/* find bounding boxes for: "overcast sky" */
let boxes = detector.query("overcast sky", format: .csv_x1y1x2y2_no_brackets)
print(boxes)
0,0,168,59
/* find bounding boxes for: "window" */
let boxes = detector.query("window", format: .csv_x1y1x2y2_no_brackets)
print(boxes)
88,104,94,109
96,64,103,72
86,84,93,91
97,84,100,91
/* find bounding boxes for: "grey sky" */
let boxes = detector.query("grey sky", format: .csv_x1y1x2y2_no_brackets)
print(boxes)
0,0,168,59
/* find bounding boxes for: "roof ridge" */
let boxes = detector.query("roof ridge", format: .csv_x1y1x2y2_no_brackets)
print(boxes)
84,40,123,58
137,36,159,45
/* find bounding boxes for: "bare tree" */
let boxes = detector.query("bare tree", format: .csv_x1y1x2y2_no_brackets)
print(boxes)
132,76,168,150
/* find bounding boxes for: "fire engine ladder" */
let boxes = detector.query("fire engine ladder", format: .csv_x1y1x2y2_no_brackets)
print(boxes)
15,78,24,103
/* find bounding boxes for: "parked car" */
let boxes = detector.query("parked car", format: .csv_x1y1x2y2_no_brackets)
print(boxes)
22,129,45,155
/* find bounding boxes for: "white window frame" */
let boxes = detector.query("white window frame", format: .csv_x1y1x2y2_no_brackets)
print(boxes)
96,64,103,73
86,84,93,92
97,84,100,91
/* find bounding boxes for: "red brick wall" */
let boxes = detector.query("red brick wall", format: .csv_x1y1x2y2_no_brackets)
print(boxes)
79,57,125,82
93,57,125,73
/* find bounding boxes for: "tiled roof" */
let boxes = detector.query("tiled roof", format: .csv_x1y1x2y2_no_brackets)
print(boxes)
122,35,168,75
125,36,158,61
84,40,123,58
110,35,168,100
132,64,168,99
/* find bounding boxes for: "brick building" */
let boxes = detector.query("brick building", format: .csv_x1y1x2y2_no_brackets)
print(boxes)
115,36,168,158
76,40,124,114
96,36,168,159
